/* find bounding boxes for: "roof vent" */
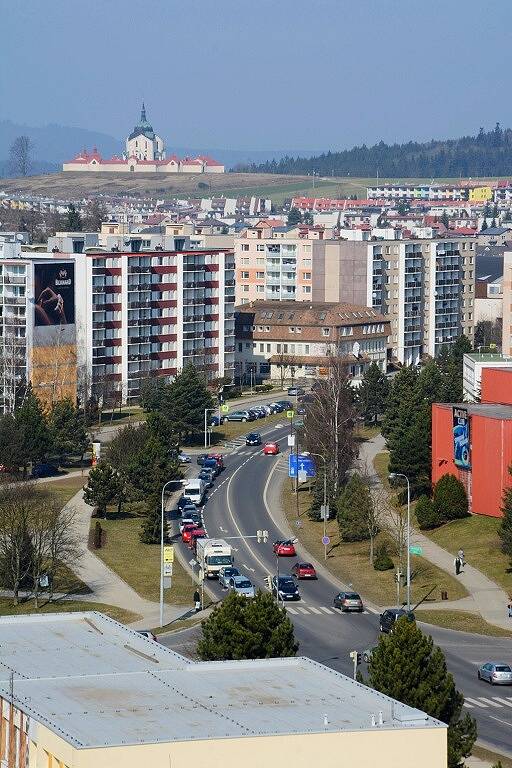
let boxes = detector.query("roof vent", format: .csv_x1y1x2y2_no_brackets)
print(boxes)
323,714,329,727
371,714,376,727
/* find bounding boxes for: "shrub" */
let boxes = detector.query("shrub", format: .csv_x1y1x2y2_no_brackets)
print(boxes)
415,495,442,530
432,473,469,522
373,542,394,571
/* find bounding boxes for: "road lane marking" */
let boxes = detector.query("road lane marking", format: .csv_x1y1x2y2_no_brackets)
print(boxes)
489,715,512,728
464,697,488,707
295,607,310,614
493,697,512,707
477,697,503,708
286,607,299,614
319,607,334,614
463,701,474,709
226,459,271,575
308,607,322,614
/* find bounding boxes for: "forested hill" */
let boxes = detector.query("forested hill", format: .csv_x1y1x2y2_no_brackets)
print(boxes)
239,124,512,178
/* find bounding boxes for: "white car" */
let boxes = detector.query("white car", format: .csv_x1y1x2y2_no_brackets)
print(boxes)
229,575,255,598
178,452,192,464
218,566,240,589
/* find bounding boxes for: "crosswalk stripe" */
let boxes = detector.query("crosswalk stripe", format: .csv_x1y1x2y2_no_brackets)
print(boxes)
464,697,488,708
295,607,310,614
493,697,512,707
463,701,474,709
308,606,322,615
319,606,334,614
286,607,298,614
477,697,503,708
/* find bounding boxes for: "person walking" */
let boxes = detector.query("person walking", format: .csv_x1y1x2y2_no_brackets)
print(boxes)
193,589,201,612
454,556,461,576
508,600,512,619
457,548,465,568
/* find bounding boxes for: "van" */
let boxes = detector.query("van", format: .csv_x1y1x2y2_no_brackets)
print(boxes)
183,478,207,506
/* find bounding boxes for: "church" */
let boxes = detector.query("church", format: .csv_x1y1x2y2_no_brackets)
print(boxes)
63,105,224,174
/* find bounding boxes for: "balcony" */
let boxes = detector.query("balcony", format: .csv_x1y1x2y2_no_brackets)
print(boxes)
3,275,25,285
3,297,25,306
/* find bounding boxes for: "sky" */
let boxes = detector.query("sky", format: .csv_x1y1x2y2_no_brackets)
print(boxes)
2,0,512,153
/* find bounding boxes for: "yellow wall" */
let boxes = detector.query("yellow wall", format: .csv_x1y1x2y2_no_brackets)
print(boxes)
469,186,493,201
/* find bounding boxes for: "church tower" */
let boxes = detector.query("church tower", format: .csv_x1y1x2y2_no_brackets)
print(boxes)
125,103,165,161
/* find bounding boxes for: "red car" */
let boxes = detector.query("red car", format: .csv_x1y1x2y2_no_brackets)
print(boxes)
189,528,207,550
291,562,317,579
273,540,296,557
208,453,225,470
181,523,198,543
263,441,280,455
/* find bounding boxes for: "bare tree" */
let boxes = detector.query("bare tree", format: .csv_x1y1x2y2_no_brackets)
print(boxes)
303,359,356,498
0,332,27,414
9,136,33,177
274,352,298,390
0,485,33,604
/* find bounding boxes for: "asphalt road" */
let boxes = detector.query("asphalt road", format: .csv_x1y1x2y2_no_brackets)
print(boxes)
164,420,512,756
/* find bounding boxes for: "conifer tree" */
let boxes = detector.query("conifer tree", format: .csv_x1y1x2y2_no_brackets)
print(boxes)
356,362,389,424
368,618,476,768
49,398,88,462
415,494,442,530
336,473,372,542
499,466,512,558
164,364,213,442
14,387,51,472
83,461,123,518
381,366,418,441
140,492,162,544
432,473,468,522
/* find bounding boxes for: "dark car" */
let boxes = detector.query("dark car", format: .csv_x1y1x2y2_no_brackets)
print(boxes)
268,402,285,413
271,575,300,601
379,608,415,633
276,400,293,411
198,468,215,487
202,457,221,476
196,454,209,466
209,415,221,427
31,463,59,479
223,410,256,423
333,591,364,612
177,495,197,513
246,432,262,446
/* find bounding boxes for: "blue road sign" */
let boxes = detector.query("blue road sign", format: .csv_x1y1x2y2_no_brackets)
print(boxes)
288,454,316,479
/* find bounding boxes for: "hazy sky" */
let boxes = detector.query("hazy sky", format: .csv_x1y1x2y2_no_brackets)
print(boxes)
3,0,512,152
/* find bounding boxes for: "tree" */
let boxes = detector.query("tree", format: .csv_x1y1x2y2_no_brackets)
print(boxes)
14,388,51,473
140,376,169,412
474,319,502,349
303,211,314,225
9,136,33,177
83,461,123,518
382,366,418,442
450,335,472,369
287,207,302,226
356,362,389,424
373,542,394,571
197,591,298,660
0,414,28,474
337,473,371,543
499,467,512,558
481,219,488,232
368,618,476,768
126,434,179,501
49,398,88,463
388,399,432,497
0,485,34,603
106,423,150,476
164,364,213,443
66,203,82,231
140,492,162,544
82,200,107,231
432,474,468,522
415,494,442,530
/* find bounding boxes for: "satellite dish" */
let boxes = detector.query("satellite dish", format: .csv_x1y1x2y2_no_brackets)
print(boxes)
352,341,361,358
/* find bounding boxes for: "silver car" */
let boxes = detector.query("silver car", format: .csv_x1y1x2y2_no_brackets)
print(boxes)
228,575,255,598
218,566,240,589
478,662,512,685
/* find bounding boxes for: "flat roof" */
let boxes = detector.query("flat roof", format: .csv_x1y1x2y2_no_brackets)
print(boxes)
465,353,511,363
437,402,512,420
0,613,443,749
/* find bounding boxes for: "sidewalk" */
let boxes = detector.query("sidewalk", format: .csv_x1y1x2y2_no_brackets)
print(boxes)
359,434,512,630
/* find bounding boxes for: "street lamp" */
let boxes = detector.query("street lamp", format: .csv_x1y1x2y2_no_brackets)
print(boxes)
204,408,216,449
160,479,175,627
308,452,328,560
388,472,411,612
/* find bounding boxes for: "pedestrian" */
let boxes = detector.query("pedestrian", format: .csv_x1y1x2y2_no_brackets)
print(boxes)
508,600,512,619
457,548,465,567
193,589,201,613
454,556,461,576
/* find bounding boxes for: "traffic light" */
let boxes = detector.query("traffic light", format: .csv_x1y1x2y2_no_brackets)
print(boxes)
357,652,362,665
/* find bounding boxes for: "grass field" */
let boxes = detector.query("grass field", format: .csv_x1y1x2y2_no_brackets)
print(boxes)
0,597,140,625
90,514,194,605
39,474,86,506
417,610,512,638
281,483,468,609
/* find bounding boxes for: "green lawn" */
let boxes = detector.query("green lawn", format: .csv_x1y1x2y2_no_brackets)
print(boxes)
39,475,86,506
417,610,512,638
0,597,140,625
281,483,468,609
90,515,194,605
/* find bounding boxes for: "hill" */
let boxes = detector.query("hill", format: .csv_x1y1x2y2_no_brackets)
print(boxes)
241,124,512,179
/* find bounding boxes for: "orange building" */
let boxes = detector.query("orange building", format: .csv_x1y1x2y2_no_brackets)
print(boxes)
432,367,512,517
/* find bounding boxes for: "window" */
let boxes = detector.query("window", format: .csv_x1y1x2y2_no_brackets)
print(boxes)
296,326,302,333
237,343,242,352
303,258,312,266
241,257,249,265
256,285,264,293
322,328,330,336
242,285,249,292
303,286,311,293
256,257,265,265
267,344,271,352
257,244,265,251
259,343,264,352
303,272,311,280
289,326,295,333
256,272,264,279
304,344,310,354
241,244,249,251
241,271,250,279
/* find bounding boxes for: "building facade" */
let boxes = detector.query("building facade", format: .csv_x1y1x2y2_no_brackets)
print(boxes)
462,352,512,401
501,249,512,356
235,300,389,384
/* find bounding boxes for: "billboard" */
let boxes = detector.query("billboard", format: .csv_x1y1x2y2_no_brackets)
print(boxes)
33,262,75,347
453,407,470,469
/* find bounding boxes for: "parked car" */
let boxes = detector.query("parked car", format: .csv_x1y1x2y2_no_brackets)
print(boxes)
276,400,293,410
273,540,296,556
223,410,255,423
136,630,158,642
218,566,240,589
268,402,285,413
271,575,300,601
291,562,317,579
288,386,305,397
31,463,59,479
478,662,512,685
198,468,215,487
379,608,415,633
263,441,280,455
229,575,255,598
333,591,364,612
298,393,314,403
246,432,262,446
181,523,199,543
250,406,267,419
363,646,377,663
209,415,221,427
178,452,191,464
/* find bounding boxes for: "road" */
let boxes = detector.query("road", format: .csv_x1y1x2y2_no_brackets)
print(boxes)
164,420,512,756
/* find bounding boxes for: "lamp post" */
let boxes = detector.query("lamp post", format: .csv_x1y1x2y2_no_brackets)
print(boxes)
204,408,215,449
388,472,411,612
160,479,175,627
308,452,328,560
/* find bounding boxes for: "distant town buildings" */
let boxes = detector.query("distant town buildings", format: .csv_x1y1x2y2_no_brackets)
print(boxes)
63,105,225,174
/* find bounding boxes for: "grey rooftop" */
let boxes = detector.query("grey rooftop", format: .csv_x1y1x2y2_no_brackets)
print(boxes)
0,613,444,749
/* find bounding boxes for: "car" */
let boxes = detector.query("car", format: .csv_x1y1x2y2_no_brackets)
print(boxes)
363,646,377,663
268,402,285,413
196,453,209,466
189,528,207,550
180,501,200,517
177,495,197,513
263,441,280,455
207,453,225,471
287,386,305,397
246,432,262,446
228,575,255,598
181,523,199,543
291,562,317,579
136,630,158,642
275,400,293,410
201,457,221,476
218,566,240,589
273,540,296,556
179,516,200,533
178,452,191,464
379,608,416,633
251,406,267,419
333,591,364,612
198,468,215,487
223,410,255,423
298,393,314,404
478,662,512,685
271,574,300,601
31,463,59,479
261,404,273,415
209,415,221,427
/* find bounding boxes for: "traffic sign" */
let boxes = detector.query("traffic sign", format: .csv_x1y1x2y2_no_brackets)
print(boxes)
320,504,329,521
322,535,330,546
409,545,423,555
220,404,229,413
164,562,173,576
288,453,316,479
286,410,295,419
287,434,295,448
163,545,174,564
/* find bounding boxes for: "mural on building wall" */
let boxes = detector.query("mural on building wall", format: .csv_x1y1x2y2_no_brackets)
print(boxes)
453,406,470,469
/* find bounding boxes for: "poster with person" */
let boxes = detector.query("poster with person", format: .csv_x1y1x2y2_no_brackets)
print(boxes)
452,407,470,470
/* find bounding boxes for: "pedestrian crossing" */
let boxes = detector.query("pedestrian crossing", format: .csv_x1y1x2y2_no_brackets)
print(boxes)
463,694,512,710
284,604,376,617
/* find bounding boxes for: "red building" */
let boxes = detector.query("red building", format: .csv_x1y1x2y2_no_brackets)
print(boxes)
432,367,512,518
